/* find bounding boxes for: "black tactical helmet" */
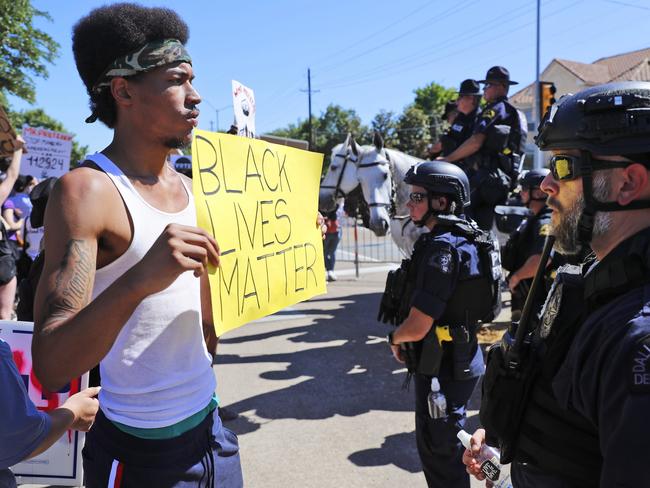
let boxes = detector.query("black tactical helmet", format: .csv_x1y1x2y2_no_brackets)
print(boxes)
535,81,650,243
519,168,550,189
404,161,471,207
536,81,650,159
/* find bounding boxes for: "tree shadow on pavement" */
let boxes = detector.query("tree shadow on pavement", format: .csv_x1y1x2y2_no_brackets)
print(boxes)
219,289,487,474
217,291,414,427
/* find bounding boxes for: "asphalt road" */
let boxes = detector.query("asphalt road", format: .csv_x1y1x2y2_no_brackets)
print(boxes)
214,261,509,488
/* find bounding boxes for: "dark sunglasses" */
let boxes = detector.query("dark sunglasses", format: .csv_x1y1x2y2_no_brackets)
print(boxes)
549,154,633,181
408,192,428,203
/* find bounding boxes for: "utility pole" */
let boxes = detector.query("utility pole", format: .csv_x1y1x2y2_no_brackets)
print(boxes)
301,68,319,150
534,0,542,169
308,68,313,150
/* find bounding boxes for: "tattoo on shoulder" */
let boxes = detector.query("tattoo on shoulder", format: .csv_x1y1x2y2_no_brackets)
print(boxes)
45,239,94,320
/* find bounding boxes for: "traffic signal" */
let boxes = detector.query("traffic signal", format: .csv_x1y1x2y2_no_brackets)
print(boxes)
539,81,557,122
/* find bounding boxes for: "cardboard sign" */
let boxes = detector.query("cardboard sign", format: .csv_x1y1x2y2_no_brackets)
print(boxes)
0,105,19,158
232,80,256,138
192,131,325,334
0,321,88,486
21,125,72,179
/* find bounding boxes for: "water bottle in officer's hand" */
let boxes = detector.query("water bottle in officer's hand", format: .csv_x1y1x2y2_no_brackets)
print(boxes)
427,377,447,419
457,430,512,487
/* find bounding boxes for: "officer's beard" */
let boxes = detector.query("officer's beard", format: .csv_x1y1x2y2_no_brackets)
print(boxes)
551,173,612,255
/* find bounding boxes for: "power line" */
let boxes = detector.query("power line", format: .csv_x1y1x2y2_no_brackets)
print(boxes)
315,0,551,89
603,0,650,11
314,0,543,89
316,0,480,75
312,0,437,68
315,0,579,91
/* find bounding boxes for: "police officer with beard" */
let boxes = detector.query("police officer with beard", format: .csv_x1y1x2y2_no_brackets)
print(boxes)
442,67,528,231
464,81,650,487
379,161,501,488
501,168,552,321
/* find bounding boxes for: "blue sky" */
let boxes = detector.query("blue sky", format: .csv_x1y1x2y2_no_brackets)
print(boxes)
8,0,650,152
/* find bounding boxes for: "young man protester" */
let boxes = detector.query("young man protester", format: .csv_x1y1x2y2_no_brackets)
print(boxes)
32,4,243,486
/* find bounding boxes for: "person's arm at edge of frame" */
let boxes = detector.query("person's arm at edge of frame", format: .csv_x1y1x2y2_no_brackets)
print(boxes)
27,386,101,459
438,133,486,163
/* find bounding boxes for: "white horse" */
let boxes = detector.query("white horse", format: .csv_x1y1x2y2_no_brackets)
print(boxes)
356,133,426,256
319,133,426,256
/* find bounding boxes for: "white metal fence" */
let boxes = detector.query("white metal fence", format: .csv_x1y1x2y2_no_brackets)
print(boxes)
335,216,404,264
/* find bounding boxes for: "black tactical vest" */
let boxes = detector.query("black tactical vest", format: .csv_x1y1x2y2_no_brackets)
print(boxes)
515,264,601,487
515,228,650,486
397,217,502,377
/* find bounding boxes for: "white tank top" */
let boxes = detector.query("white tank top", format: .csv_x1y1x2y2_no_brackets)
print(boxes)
88,153,216,428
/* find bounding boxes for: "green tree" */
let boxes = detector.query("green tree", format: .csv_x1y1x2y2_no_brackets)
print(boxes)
272,104,368,172
10,108,89,167
0,0,59,104
314,104,368,160
413,81,457,117
271,119,310,142
395,105,431,158
370,110,398,147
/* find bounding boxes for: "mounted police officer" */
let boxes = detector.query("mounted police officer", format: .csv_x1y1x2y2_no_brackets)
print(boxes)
428,101,459,159
431,80,481,164
501,168,552,321
465,81,650,487
441,66,528,231
378,161,501,488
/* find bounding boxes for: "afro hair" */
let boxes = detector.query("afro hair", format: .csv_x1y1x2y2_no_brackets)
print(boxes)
72,3,189,128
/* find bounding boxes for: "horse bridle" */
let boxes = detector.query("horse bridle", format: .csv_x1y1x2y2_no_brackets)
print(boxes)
357,149,396,217
321,146,396,217
320,150,358,200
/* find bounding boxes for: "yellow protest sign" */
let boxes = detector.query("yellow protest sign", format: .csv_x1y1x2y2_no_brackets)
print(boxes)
192,131,326,335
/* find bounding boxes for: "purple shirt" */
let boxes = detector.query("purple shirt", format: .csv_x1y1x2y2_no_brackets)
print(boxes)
1,200,18,241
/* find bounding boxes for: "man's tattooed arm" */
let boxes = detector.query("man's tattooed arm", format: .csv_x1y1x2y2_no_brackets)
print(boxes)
42,239,94,323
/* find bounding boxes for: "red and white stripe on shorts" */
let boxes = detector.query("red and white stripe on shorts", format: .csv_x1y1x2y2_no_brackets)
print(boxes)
107,459,124,487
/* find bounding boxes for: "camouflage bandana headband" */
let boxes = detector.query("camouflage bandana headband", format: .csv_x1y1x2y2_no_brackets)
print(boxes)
86,39,191,123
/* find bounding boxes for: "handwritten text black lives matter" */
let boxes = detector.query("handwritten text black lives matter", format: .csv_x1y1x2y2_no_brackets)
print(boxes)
194,135,320,320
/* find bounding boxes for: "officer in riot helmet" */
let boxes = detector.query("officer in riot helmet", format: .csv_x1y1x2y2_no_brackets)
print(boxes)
465,81,650,487
441,66,528,231
378,161,502,488
430,80,481,163
501,168,552,321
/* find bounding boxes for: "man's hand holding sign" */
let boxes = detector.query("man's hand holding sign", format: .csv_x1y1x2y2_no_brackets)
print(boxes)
192,131,326,335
